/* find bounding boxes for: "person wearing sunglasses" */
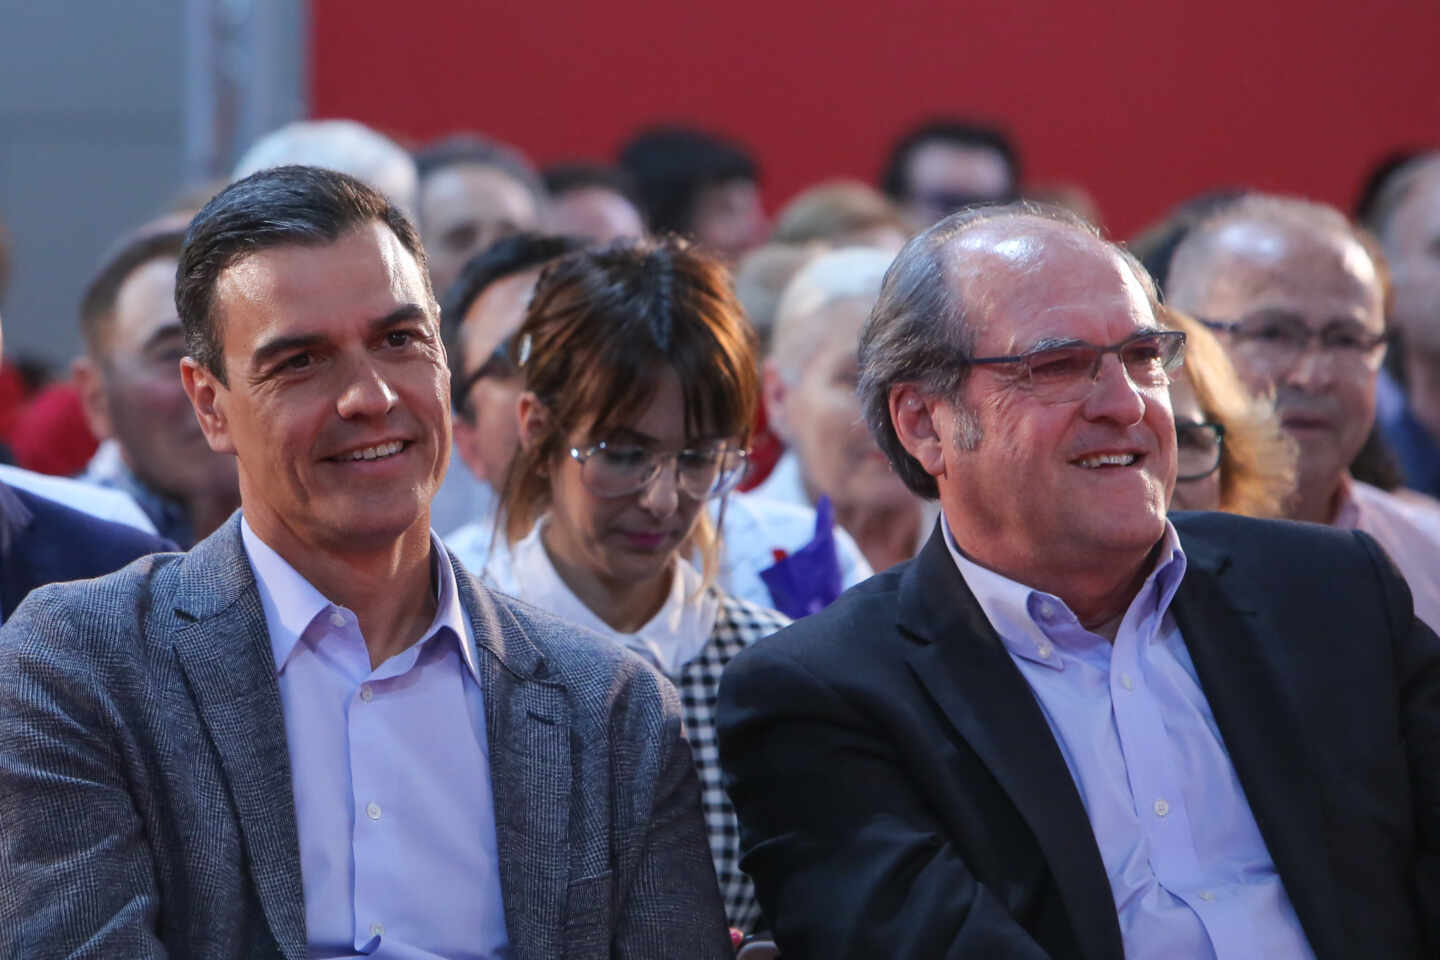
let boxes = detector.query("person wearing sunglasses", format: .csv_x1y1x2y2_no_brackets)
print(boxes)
1167,193,1440,630
493,238,788,935
1162,307,1296,516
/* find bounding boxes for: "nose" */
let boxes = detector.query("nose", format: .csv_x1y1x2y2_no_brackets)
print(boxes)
1278,341,1336,390
1081,353,1146,426
336,356,399,420
635,455,680,517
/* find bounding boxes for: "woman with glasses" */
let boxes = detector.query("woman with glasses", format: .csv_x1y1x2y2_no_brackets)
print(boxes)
493,238,787,935
1163,307,1297,516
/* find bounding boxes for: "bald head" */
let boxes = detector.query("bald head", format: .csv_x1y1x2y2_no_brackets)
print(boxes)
769,246,893,383
1371,156,1440,350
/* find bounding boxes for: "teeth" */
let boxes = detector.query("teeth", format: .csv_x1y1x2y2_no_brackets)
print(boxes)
346,441,404,461
1078,453,1137,469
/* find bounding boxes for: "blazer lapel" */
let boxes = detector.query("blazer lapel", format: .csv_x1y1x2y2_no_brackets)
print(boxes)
453,558,572,960
0,481,33,619
900,526,1124,960
170,518,306,960
1171,536,1347,959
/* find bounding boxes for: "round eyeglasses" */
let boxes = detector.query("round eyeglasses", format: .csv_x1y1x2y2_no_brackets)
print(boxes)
1176,420,1225,482
967,330,1187,404
567,440,749,500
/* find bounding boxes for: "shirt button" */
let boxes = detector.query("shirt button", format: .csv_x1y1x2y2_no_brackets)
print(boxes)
1199,890,1216,902
1120,673,1135,691
1036,641,1054,659
359,684,374,702
369,921,385,937
366,801,382,821
329,609,347,627
1153,798,1170,818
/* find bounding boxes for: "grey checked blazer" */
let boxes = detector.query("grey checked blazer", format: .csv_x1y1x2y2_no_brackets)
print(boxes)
0,515,732,959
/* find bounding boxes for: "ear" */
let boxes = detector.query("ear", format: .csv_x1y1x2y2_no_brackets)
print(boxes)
71,356,114,440
180,357,238,455
889,383,947,480
515,390,550,454
761,360,792,443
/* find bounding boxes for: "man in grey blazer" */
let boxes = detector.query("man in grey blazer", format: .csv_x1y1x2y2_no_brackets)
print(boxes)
0,165,732,959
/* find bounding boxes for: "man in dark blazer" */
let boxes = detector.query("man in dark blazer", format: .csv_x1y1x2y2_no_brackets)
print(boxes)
717,203,1440,958
0,479,173,619
0,166,731,958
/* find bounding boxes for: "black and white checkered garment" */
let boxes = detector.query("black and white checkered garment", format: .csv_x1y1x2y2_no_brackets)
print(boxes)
677,588,790,934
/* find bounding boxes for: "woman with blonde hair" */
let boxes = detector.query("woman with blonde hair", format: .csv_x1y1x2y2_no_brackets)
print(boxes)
494,237,787,935
1162,306,1297,516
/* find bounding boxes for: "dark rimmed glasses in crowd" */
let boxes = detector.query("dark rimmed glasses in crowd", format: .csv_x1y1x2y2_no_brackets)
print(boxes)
1176,421,1225,482
966,329,1187,403
1198,313,1388,370
567,440,749,500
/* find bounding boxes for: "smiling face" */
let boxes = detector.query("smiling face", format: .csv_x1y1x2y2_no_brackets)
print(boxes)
937,223,1176,575
181,221,450,559
538,368,715,594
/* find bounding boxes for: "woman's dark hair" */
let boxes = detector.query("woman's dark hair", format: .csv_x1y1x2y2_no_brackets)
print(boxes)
500,237,758,572
617,127,758,235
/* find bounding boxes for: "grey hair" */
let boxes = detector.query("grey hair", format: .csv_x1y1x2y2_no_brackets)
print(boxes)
858,201,1155,499
232,119,419,216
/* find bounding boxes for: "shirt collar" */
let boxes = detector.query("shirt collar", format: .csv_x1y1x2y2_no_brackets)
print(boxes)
939,512,1187,669
509,518,719,676
240,514,478,682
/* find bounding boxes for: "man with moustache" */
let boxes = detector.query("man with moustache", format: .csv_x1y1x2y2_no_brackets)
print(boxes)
1167,194,1440,629
718,204,1440,958
0,166,732,958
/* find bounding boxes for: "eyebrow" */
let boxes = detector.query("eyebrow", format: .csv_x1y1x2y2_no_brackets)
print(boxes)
249,304,430,369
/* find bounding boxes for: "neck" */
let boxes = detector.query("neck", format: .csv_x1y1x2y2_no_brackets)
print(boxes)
540,522,672,633
1288,472,1345,525
186,490,243,542
833,499,925,571
249,512,438,670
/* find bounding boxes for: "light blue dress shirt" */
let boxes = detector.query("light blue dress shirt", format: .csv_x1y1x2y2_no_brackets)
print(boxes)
242,517,509,959
941,516,1315,959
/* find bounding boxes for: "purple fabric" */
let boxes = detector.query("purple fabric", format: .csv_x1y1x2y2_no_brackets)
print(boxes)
758,495,845,618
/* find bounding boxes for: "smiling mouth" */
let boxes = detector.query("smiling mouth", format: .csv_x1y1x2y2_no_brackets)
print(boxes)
333,440,407,462
1075,453,1139,469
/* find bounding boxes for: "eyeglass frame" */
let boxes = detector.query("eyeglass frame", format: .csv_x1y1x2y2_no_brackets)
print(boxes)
1196,315,1389,363
965,329,1187,398
566,439,750,500
1175,420,1225,482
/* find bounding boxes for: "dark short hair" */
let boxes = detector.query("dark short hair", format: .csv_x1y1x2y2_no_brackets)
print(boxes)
176,165,430,384
80,227,187,356
440,231,587,414
500,237,758,545
879,119,1020,202
541,162,642,210
413,133,544,205
617,126,758,235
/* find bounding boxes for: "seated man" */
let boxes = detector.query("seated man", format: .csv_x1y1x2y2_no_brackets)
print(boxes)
719,204,1440,958
0,166,732,958
758,246,932,572
1167,193,1440,629
74,223,240,546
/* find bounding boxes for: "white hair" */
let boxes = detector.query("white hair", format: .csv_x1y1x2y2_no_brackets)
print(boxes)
770,246,894,382
231,119,419,216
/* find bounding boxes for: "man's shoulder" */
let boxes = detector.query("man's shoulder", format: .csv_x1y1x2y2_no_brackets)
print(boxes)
12,485,176,564
733,562,908,669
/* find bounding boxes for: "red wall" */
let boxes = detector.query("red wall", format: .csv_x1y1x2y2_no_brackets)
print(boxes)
312,0,1440,238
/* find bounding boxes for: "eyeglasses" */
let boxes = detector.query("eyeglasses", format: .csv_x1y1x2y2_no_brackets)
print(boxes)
1198,314,1388,368
1175,420,1225,482
967,330,1187,404
567,440,749,500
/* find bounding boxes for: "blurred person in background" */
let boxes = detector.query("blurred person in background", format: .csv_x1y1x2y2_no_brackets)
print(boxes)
494,238,788,934
540,162,646,244
879,118,1019,229
440,232,587,548
72,224,239,546
414,134,546,296
232,118,418,217
1168,193,1440,629
618,125,766,266
770,180,910,253
760,246,930,572
1162,307,1296,516
1367,152,1440,497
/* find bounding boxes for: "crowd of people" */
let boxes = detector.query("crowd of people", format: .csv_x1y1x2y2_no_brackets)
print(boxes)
0,114,1438,959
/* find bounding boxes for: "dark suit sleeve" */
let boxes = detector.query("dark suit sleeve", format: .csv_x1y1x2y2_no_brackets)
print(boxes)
1362,532,1440,952
0,588,168,958
718,642,1052,959
612,670,735,959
